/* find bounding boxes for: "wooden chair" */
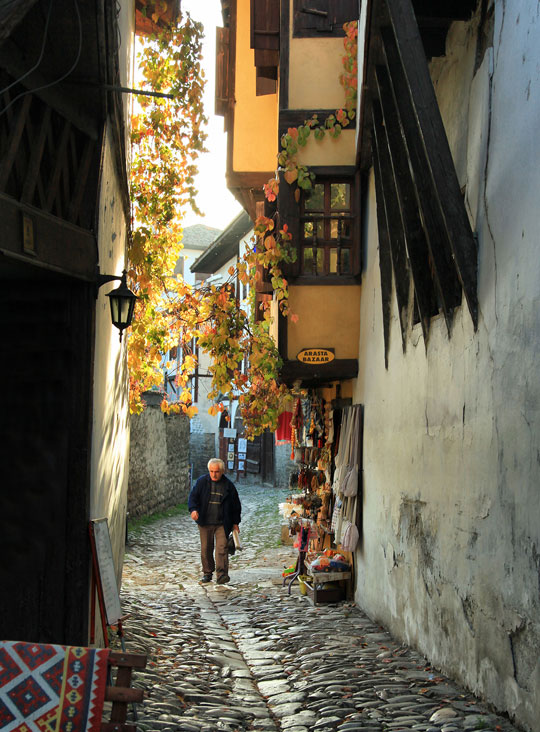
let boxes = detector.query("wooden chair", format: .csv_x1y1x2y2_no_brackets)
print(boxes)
101,650,147,732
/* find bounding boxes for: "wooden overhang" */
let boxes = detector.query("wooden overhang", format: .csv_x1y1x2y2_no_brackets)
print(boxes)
0,0,129,282
359,0,479,363
217,0,275,221
280,358,359,388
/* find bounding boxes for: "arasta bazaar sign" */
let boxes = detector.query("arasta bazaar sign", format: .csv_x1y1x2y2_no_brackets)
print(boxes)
297,348,335,364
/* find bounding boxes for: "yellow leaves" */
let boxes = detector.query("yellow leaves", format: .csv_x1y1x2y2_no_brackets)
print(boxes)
128,13,295,429
179,388,192,403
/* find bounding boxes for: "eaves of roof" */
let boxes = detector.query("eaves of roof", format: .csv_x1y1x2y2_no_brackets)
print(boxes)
190,210,253,274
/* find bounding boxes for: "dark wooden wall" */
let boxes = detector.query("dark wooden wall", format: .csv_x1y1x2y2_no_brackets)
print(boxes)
0,274,94,644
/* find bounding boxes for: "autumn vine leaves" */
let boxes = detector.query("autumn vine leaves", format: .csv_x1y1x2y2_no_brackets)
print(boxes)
263,21,359,206
129,15,206,415
128,16,358,436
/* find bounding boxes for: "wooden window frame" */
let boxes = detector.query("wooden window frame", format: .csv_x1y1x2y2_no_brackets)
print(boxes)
299,177,357,279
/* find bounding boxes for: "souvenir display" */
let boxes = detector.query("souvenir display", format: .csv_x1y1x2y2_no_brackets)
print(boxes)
279,393,363,602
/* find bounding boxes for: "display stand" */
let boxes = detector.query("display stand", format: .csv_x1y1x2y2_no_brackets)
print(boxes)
282,524,310,595
304,560,352,605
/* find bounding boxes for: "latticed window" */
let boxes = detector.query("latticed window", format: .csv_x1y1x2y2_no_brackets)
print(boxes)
301,181,354,276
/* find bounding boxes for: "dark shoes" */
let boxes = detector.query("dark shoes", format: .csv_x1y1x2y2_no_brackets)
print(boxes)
216,575,230,585
201,574,212,583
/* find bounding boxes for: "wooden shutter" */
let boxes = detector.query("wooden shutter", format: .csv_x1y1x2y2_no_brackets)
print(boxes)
293,0,358,37
215,26,230,117
251,0,279,95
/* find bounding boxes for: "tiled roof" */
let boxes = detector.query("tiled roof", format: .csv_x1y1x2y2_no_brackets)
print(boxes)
182,224,222,251
191,211,252,274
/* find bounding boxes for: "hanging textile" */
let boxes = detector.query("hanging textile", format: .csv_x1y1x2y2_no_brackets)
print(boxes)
275,411,293,445
331,404,363,548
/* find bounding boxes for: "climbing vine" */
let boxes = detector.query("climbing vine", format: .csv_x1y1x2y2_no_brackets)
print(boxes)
128,13,207,415
264,21,358,204
127,18,358,437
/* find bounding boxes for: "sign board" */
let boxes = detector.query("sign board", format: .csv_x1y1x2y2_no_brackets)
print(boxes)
297,348,335,364
89,518,122,626
238,438,247,453
223,428,237,438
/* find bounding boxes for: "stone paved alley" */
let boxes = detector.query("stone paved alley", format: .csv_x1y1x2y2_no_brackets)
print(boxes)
120,483,521,732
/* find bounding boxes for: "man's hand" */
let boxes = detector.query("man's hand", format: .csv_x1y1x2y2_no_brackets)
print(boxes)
191,511,199,521
233,524,240,533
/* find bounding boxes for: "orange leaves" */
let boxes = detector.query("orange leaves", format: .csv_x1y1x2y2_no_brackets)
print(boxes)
254,216,274,235
284,169,298,185
287,127,298,139
341,21,358,111
263,177,279,202
128,12,207,414
264,235,277,251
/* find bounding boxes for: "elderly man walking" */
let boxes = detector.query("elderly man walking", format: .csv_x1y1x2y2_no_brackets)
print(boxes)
188,458,241,584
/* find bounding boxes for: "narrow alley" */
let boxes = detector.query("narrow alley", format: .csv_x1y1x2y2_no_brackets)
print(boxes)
119,484,520,732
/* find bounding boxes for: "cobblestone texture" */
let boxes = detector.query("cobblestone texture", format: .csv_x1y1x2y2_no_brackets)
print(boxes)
119,484,521,732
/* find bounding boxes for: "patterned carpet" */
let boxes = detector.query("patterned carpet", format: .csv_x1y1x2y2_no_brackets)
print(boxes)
0,642,109,732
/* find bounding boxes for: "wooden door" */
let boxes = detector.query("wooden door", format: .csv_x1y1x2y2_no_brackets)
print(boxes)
0,274,94,644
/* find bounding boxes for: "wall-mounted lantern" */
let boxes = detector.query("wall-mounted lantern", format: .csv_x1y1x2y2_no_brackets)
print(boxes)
97,269,137,341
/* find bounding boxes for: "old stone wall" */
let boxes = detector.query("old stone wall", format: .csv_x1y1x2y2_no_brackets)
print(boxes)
128,404,190,518
189,431,217,485
274,443,295,489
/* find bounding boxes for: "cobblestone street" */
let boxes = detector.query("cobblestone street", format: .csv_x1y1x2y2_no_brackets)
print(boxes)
120,483,521,732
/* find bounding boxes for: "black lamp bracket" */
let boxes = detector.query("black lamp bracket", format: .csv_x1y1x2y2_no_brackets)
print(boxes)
95,268,127,296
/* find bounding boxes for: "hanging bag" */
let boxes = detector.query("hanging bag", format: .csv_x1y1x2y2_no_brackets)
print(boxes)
341,521,359,552
342,464,358,497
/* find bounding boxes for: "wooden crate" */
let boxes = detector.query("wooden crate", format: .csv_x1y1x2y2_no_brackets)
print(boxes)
303,578,345,604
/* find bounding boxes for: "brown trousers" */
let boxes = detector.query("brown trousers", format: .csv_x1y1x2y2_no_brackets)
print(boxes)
198,524,228,578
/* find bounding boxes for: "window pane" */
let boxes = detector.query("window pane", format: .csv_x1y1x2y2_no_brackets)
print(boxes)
329,248,338,274
305,183,324,211
341,248,351,273
303,247,314,272
331,183,350,210
316,248,324,274
330,217,349,239
304,221,314,239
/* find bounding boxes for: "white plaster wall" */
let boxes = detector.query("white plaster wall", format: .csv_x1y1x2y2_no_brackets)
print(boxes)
87,3,134,593
352,2,540,729
90,124,131,588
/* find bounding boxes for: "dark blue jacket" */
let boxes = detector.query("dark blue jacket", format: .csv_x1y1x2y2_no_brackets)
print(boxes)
188,473,241,537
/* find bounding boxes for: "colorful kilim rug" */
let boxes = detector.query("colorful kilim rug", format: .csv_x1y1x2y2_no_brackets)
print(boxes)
0,642,109,732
